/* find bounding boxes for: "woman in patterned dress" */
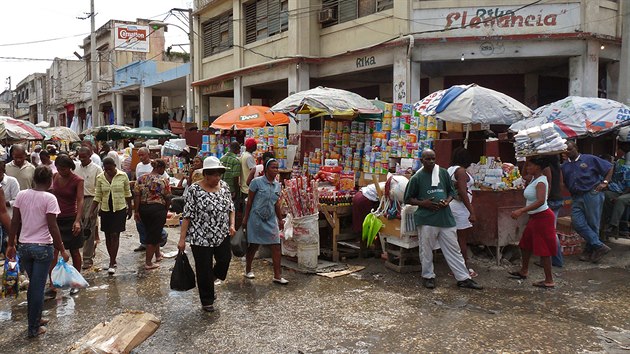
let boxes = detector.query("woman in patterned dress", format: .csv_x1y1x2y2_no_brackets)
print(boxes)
177,156,235,312
242,158,288,285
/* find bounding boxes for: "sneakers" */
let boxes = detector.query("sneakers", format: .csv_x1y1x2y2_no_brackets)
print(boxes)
244,272,255,279
423,277,436,289
579,248,593,262
591,244,611,263
457,278,483,290
272,278,289,285
133,245,146,252
69,288,80,295
107,266,117,275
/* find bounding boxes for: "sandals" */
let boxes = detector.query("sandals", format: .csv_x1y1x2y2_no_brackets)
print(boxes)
508,271,528,280
145,264,160,270
273,278,289,285
532,281,555,289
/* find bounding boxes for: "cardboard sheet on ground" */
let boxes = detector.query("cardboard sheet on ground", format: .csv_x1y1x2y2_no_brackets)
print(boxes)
67,310,160,354
273,258,364,277
317,265,365,278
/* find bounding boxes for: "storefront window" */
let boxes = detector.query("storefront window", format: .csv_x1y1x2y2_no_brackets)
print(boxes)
321,0,393,28
244,0,289,45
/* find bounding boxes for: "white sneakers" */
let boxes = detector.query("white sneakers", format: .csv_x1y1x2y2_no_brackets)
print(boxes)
244,272,255,279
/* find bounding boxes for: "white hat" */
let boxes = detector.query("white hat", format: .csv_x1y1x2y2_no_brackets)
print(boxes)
202,156,227,172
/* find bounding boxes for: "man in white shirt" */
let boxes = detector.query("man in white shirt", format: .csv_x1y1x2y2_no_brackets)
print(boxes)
30,145,42,166
0,162,19,210
75,146,102,269
5,144,35,190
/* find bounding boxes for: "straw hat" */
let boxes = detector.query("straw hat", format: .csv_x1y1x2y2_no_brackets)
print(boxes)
202,156,227,172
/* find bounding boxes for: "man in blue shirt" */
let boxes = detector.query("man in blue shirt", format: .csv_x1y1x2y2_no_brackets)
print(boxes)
561,141,613,263
602,142,630,239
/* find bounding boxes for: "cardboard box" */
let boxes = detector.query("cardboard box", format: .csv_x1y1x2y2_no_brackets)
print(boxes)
378,216,401,237
556,216,574,235
358,172,388,187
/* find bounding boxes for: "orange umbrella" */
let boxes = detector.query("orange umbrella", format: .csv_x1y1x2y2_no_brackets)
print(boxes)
210,105,291,129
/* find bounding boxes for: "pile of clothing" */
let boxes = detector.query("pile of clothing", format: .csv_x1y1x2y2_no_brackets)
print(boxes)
514,123,567,157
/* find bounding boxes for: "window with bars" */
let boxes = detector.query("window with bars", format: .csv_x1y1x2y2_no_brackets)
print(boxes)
202,12,233,57
244,0,289,45
321,0,393,28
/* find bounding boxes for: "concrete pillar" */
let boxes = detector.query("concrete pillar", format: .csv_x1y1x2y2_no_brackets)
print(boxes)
569,40,599,97
409,61,421,104
139,87,153,127
200,93,209,129
524,73,539,108
393,47,408,103
288,63,310,133
618,0,630,104
115,93,124,125
234,76,251,107
607,61,620,101
429,77,444,94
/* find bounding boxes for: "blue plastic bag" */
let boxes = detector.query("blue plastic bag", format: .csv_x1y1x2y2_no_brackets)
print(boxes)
2,256,20,298
51,259,89,289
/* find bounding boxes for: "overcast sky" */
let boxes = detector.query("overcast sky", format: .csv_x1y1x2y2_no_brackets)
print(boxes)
0,0,193,90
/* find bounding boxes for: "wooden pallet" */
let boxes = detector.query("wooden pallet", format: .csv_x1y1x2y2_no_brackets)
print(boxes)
384,242,421,273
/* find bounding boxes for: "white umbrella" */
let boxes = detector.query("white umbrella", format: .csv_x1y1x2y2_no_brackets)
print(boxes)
414,84,533,125
509,96,630,138
270,86,381,118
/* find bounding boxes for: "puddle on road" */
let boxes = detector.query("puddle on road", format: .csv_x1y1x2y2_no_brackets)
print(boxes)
0,311,11,322
55,296,75,317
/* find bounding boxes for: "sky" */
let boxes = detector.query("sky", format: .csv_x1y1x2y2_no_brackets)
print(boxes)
0,0,193,90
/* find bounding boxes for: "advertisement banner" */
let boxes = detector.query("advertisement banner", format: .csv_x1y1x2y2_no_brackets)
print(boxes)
114,23,150,52
412,3,581,37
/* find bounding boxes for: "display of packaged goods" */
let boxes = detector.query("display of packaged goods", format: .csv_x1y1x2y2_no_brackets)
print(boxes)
513,123,567,157
467,156,523,190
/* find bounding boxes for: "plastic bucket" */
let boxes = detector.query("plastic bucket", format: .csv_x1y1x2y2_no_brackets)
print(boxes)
297,243,318,269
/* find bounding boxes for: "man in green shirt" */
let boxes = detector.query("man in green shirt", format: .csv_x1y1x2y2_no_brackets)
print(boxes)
405,149,482,290
220,141,242,198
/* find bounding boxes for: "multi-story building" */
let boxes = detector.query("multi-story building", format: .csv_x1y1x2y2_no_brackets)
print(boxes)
191,0,628,130
75,18,166,130
14,73,47,124
46,58,86,127
0,89,14,117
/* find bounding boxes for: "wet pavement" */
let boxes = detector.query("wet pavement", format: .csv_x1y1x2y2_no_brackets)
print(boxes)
1,221,630,353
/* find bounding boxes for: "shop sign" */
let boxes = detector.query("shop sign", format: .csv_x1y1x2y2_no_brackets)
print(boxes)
201,80,234,95
114,23,150,53
17,103,29,109
412,3,580,37
356,56,376,68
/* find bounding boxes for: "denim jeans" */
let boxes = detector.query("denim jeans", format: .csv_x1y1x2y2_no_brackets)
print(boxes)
548,200,564,267
135,222,168,246
18,243,54,336
571,191,605,251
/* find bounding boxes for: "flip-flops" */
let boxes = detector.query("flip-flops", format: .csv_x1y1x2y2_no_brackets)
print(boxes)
508,271,527,279
532,281,555,289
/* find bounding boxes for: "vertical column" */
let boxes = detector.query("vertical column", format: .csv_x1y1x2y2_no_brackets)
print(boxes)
392,47,408,103
524,73,539,108
234,76,252,108
618,0,630,104
288,63,310,133
200,93,209,129
139,87,153,127
115,93,123,125
569,40,599,97
409,61,421,104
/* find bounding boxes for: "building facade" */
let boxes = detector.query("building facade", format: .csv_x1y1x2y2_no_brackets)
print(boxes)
46,58,86,127
191,0,628,131
0,89,14,117
14,73,47,124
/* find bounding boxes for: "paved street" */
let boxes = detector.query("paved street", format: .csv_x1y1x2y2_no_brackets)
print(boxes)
1,220,630,353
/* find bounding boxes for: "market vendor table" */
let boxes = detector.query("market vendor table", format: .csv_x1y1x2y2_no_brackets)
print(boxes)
470,189,528,265
319,204,352,262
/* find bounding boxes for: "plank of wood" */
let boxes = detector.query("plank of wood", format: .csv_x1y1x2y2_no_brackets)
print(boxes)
317,265,365,278
67,311,160,354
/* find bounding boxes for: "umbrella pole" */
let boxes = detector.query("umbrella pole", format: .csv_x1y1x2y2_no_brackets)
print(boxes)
464,124,470,149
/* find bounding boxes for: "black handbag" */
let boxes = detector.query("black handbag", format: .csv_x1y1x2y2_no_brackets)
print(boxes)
170,251,196,291
231,226,248,257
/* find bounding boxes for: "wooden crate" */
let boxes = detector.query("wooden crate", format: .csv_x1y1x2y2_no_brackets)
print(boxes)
384,241,421,273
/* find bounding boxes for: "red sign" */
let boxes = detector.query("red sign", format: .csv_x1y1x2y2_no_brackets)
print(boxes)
117,27,147,41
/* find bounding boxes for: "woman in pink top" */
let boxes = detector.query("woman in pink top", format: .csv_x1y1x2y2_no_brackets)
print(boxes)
50,154,84,295
6,166,69,338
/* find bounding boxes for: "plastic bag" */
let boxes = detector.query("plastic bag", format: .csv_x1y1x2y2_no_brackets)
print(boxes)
170,251,196,291
231,226,248,257
51,259,89,289
282,214,294,240
1,256,20,298
292,213,319,244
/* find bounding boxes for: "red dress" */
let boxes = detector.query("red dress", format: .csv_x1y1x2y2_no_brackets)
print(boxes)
519,208,558,256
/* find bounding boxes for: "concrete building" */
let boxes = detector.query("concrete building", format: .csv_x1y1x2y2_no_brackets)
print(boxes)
111,59,190,128
191,0,628,131
46,58,86,127
13,73,47,124
0,89,14,117
76,18,166,131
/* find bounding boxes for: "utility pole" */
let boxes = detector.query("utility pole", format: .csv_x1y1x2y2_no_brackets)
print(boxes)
619,0,630,105
90,0,98,128
171,8,194,124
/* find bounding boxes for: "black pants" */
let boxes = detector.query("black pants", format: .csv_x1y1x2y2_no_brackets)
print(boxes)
191,237,231,306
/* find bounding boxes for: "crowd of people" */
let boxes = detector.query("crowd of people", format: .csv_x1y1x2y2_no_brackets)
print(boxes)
0,135,626,337
0,137,286,336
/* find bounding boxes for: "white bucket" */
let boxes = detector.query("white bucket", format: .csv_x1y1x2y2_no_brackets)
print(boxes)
297,243,319,269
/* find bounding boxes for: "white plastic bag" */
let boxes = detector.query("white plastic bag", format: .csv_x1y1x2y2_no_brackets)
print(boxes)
282,214,294,240
51,259,89,289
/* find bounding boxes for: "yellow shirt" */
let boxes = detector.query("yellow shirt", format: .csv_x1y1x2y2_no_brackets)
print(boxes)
94,169,132,212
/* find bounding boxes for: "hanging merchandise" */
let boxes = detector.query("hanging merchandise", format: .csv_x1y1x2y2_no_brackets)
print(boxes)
513,123,567,157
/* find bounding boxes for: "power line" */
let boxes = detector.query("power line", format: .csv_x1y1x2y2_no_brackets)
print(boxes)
0,33,90,47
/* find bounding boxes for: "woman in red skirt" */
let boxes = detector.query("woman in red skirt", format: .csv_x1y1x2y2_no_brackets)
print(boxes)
509,157,557,288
